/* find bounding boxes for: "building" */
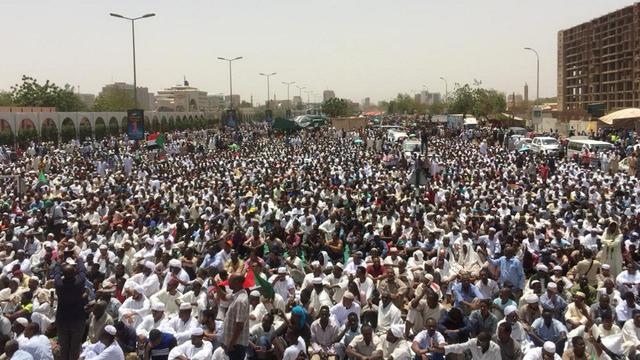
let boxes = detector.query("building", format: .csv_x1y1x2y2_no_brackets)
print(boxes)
363,97,371,108
292,96,302,108
415,91,442,105
100,82,152,110
558,3,640,114
206,95,225,112
79,94,95,109
224,95,241,108
323,90,335,102
156,80,209,112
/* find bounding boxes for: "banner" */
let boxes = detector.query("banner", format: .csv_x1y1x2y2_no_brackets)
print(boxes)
127,109,145,140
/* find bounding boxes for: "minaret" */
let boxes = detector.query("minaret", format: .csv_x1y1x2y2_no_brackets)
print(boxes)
524,83,529,104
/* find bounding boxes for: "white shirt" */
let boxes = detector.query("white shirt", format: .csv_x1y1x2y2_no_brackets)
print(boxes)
118,296,150,328
85,342,125,360
20,335,53,360
445,339,501,360
135,314,172,338
522,347,562,360
376,302,402,335
168,340,213,360
282,337,307,360
167,316,200,344
330,302,361,327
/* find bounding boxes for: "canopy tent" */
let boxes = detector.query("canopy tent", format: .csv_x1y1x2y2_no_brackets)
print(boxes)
599,108,640,128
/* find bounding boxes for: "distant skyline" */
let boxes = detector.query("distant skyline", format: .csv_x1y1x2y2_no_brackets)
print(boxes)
0,0,634,104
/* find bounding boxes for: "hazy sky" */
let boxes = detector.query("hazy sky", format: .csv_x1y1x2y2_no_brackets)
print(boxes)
1,0,634,104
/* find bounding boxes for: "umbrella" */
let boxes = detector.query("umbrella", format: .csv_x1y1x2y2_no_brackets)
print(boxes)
229,144,240,151
354,139,364,144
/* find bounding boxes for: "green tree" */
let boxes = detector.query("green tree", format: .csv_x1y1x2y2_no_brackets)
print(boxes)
472,88,506,120
449,84,475,117
10,75,86,111
92,88,135,112
0,92,12,106
322,97,351,117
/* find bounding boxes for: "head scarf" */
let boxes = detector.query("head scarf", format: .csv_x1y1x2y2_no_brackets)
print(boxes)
291,305,307,329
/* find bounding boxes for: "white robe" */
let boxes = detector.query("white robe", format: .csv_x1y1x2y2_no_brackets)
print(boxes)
376,302,402,335
167,316,200,345
118,296,151,328
135,314,172,338
168,340,213,360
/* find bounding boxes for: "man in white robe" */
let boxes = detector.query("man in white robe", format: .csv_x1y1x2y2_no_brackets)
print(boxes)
168,327,213,360
136,302,172,341
376,293,402,336
118,285,150,328
166,303,200,345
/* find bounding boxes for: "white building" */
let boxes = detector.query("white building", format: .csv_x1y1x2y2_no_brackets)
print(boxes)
156,80,209,112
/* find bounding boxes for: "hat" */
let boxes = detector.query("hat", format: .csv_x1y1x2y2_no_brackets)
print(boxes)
179,303,192,311
191,327,204,336
277,267,287,274
553,265,562,271
536,264,548,272
504,305,517,316
104,325,117,336
99,244,108,250
602,264,611,270
65,258,76,266
389,324,404,338
547,282,558,290
390,247,398,253
168,259,182,268
144,261,156,272
312,277,323,285
133,284,145,294
531,280,541,286
525,294,539,304
249,290,261,297
543,341,556,353
311,261,320,267
151,302,166,311
343,292,355,300
15,318,28,327
574,291,586,299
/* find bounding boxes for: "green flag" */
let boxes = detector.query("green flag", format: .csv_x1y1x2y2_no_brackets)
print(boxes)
38,171,47,184
157,133,165,148
254,269,275,299
343,243,350,265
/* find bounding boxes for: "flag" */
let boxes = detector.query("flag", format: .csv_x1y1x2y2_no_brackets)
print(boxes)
146,132,164,149
253,268,275,299
38,171,47,184
343,243,350,265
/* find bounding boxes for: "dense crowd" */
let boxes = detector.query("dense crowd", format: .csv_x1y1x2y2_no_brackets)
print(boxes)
0,121,639,360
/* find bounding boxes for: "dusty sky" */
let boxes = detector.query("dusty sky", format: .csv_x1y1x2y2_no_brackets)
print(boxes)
0,0,633,104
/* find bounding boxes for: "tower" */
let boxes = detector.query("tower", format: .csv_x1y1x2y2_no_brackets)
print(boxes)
524,83,529,104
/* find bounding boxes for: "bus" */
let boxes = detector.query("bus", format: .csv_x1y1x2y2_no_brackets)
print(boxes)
566,137,614,164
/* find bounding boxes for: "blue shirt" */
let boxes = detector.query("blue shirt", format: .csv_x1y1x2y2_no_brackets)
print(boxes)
451,283,483,308
531,317,567,342
488,256,525,290
150,332,176,360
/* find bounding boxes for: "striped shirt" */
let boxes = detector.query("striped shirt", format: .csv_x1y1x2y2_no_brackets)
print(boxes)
223,289,250,346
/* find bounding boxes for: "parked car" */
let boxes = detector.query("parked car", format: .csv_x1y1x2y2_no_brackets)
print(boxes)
515,137,533,151
530,136,560,155
387,129,409,143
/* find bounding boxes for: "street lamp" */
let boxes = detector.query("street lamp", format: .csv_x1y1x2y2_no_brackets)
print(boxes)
439,77,448,103
218,56,243,110
259,72,276,109
305,90,313,106
282,81,295,115
524,47,540,102
109,12,156,108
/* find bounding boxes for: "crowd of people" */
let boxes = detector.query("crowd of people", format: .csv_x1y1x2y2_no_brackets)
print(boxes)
0,120,639,360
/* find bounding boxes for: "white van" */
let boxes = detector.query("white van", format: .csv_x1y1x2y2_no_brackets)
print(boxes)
566,137,614,158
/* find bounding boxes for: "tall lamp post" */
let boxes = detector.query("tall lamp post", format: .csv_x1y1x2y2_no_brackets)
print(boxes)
282,81,295,116
295,85,305,108
439,77,448,114
110,12,156,108
217,57,243,110
524,47,540,102
259,72,276,109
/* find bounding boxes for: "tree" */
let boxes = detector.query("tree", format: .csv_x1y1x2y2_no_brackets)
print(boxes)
472,88,506,120
0,92,12,106
322,97,351,117
10,75,86,111
449,84,475,117
92,87,135,112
